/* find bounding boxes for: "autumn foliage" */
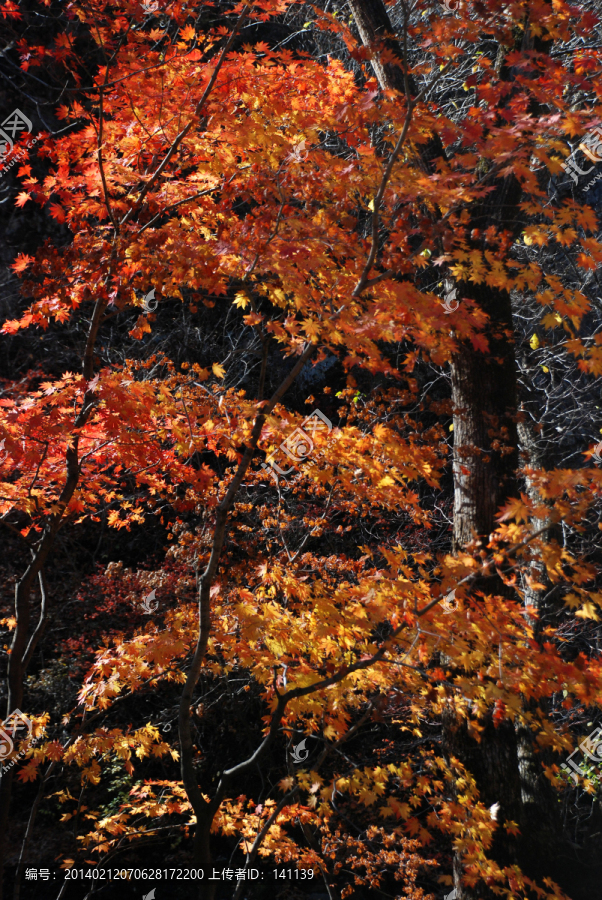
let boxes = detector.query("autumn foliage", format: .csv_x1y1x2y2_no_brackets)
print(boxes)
2,0,602,897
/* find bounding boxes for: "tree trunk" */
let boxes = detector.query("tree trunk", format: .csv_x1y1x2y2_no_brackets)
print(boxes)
0,296,107,900
443,278,523,900
194,815,216,900
513,412,575,889
447,278,523,899
450,282,518,550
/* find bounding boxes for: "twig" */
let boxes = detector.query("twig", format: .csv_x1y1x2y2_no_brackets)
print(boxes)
121,6,250,228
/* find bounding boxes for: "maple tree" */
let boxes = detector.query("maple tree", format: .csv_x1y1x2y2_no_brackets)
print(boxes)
1,0,602,898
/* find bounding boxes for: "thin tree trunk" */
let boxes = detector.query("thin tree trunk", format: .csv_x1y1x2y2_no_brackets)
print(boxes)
178,343,316,889
513,413,571,886
0,295,107,900
13,759,58,900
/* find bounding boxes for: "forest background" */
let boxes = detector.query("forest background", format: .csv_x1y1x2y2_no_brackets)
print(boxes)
1,0,602,898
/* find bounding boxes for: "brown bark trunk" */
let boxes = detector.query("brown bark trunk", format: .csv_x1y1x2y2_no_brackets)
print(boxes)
446,277,522,899
451,282,518,551
346,0,445,173
447,274,521,898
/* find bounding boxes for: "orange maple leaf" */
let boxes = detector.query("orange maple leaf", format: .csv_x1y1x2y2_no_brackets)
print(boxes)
10,252,34,272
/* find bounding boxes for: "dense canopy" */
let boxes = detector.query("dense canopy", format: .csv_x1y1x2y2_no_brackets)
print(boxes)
1,0,602,897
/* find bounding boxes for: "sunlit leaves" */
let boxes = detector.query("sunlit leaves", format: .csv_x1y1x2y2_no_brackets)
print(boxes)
3,0,602,895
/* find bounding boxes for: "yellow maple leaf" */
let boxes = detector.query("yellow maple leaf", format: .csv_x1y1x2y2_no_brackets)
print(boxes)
358,787,377,805
576,602,599,620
